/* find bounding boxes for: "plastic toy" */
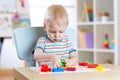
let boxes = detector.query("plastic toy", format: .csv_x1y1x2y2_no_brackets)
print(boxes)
110,39,115,50
79,62,98,68
65,66,76,71
61,59,66,67
40,64,51,72
103,34,109,49
52,68,64,72
96,66,105,71
87,6,93,22
87,64,98,68
99,11,110,17
79,62,88,66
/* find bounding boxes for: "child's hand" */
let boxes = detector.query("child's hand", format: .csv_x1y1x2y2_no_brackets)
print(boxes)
65,59,75,66
50,54,61,68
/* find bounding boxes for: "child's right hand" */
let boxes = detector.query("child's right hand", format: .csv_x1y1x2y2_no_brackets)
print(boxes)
50,54,61,68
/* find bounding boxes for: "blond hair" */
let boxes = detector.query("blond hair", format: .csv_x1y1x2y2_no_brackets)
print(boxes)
43,5,68,26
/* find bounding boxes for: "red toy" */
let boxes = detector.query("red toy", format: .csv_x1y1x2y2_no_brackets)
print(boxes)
79,62,98,68
65,66,76,71
40,64,51,72
79,62,88,66
87,64,98,68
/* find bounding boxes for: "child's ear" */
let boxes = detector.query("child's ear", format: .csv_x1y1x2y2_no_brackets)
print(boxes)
43,25,47,31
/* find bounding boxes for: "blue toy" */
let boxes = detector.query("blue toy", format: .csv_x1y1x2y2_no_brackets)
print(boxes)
52,68,64,72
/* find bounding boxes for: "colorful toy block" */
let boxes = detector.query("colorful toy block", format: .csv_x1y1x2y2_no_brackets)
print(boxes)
40,64,51,72
61,59,66,67
103,34,109,49
87,64,98,68
110,39,114,50
52,68,64,72
79,62,88,66
79,62,98,68
96,66,105,71
65,66,76,71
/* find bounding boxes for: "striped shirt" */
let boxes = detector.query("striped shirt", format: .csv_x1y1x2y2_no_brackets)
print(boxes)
33,35,76,59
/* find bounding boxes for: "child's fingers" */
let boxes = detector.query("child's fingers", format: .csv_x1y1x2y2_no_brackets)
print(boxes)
53,64,56,68
65,60,74,66
53,61,61,68
64,59,69,62
57,61,62,67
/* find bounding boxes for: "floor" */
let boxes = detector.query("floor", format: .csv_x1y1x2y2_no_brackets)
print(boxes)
0,69,14,80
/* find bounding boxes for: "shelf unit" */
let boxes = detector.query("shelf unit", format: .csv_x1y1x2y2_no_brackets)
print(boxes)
77,0,119,65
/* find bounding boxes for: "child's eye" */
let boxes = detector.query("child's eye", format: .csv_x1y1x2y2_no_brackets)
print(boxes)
60,31,64,33
50,31,56,33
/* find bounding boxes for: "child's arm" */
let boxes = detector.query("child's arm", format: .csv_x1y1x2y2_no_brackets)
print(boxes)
34,48,61,68
65,52,78,66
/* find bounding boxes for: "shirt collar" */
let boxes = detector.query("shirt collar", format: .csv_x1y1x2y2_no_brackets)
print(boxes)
45,35,63,42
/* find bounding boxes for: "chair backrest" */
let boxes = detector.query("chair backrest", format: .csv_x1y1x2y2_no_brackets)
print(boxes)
14,27,46,67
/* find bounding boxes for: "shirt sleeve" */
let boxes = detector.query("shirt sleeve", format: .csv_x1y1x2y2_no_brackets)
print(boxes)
66,38,76,54
32,37,45,54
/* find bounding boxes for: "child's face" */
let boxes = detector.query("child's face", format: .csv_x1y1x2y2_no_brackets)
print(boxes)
44,20,67,42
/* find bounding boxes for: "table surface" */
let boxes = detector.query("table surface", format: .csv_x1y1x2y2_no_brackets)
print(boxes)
14,64,120,80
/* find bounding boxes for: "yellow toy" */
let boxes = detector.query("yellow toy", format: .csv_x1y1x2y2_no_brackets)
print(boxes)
96,66,105,71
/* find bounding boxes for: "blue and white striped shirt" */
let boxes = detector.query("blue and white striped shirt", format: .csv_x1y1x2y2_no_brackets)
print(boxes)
33,35,76,59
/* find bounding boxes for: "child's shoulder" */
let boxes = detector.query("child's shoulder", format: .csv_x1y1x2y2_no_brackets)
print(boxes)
38,36,48,41
63,35,71,40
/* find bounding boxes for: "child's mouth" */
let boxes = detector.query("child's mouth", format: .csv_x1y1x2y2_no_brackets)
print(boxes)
54,39,59,42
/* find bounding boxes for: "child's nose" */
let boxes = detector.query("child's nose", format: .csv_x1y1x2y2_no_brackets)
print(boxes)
55,33,59,38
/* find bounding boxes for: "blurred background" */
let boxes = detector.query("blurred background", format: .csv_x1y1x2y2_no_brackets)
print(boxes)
0,0,120,80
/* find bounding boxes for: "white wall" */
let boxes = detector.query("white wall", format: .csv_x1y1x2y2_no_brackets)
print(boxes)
0,38,24,68
118,0,120,65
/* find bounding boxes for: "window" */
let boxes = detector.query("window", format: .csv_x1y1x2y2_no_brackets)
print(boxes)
28,0,76,27
29,0,53,26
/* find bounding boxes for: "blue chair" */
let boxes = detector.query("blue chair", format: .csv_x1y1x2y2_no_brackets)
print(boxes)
13,27,46,67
